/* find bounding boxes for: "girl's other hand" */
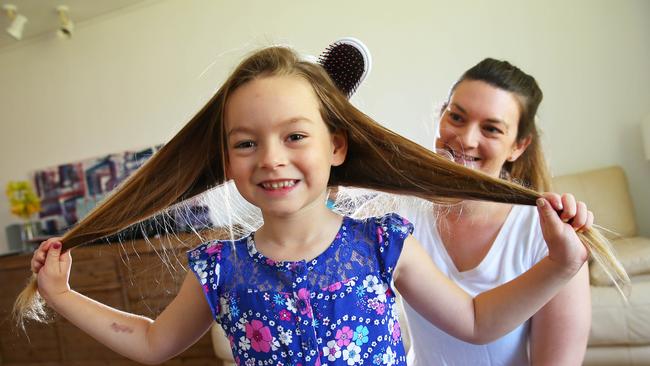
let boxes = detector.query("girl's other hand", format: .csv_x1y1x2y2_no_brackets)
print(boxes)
31,237,72,303
537,193,591,272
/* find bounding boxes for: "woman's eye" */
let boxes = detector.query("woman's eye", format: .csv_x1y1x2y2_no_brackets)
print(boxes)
484,126,504,135
448,112,463,123
234,140,255,149
287,134,306,142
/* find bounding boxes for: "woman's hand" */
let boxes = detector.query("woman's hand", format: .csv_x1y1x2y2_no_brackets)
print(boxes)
31,237,72,303
537,193,592,272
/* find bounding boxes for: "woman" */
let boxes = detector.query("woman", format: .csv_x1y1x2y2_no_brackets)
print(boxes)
401,58,591,365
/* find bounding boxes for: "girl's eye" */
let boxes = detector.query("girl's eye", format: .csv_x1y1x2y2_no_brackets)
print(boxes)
287,134,306,142
234,140,255,149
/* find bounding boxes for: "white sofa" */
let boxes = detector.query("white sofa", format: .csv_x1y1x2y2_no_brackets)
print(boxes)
553,166,650,365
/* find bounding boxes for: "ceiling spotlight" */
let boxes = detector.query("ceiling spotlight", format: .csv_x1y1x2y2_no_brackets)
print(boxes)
56,5,74,38
3,4,28,40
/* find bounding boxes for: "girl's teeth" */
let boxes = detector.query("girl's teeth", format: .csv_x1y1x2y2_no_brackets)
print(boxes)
263,181,296,189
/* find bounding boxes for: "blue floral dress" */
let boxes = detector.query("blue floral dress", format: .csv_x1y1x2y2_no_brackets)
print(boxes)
188,213,413,366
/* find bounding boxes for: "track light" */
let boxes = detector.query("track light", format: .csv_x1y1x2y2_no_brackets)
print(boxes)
56,5,74,39
3,4,27,40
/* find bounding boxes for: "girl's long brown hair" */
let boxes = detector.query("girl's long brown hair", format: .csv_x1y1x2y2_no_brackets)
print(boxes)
14,46,629,327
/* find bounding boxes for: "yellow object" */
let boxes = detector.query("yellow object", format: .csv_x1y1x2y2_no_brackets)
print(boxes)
5,181,41,220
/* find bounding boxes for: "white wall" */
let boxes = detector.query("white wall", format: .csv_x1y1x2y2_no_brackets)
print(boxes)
1,0,649,254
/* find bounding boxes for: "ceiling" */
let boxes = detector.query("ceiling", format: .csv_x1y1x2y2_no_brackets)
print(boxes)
0,0,152,49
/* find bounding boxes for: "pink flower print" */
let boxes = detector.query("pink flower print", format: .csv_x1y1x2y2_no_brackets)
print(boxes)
315,357,321,366
376,303,386,315
266,258,276,266
279,309,292,321
296,288,313,318
376,227,384,244
245,319,273,353
392,321,401,341
206,242,223,256
335,326,354,347
228,334,234,348
202,284,209,293
327,281,342,292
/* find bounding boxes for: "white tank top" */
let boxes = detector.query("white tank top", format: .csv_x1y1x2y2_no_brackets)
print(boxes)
400,204,548,366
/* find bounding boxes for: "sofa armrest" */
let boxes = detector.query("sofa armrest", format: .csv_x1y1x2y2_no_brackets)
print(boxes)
552,166,638,238
590,236,650,286
590,281,650,346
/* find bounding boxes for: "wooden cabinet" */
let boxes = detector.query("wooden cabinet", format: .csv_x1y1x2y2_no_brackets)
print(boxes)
0,235,221,366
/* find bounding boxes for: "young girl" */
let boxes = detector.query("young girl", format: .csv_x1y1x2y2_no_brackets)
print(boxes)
20,46,621,366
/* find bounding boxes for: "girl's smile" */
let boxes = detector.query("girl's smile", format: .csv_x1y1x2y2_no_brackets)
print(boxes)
258,179,300,197
259,179,299,190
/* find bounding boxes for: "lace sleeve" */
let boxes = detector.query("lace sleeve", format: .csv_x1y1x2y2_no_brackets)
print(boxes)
370,213,414,285
187,240,226,320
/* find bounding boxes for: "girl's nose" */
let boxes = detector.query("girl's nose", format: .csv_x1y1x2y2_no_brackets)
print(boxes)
258,143,287,169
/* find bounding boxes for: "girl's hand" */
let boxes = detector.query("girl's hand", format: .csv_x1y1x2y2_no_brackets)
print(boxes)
537,193,592,272
31,237,72,303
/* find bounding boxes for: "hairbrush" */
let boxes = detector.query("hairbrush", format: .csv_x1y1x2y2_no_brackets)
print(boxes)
318,37,372,98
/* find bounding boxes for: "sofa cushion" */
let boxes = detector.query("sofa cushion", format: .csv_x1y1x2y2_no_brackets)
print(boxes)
552,166,637,238
590,236,650,286
590,281,650,346
583,344,650,366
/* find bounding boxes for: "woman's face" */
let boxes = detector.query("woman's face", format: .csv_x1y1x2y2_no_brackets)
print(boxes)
435,80,530,178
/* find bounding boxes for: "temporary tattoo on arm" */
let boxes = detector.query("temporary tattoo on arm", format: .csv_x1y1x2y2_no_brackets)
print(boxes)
110,322,134,333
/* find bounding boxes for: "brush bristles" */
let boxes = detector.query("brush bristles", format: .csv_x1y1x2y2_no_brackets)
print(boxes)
319,43,366,98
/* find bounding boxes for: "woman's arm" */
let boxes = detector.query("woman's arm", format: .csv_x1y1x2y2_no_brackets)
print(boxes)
530,263,591,365
394,195,589,344
395,236,579,344
34,239,214,365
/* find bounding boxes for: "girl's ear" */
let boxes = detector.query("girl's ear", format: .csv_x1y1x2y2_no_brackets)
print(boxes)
330,130,348,166
508,134,532,162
